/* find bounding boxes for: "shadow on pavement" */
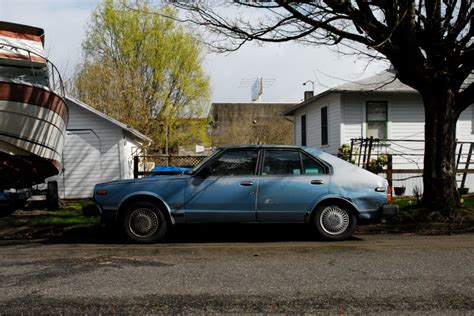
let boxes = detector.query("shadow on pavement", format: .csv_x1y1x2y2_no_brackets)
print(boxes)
10,224,361,245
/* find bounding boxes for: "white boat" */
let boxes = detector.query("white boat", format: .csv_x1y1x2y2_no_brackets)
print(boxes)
0,21,68,190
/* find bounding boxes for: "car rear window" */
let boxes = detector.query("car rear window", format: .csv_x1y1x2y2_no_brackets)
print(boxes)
262,150,326,175
262,150,302,175
301,152,324,175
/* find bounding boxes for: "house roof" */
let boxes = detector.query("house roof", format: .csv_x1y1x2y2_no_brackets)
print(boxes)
285,71,415,115
284,70,474,115
334,70,416,92
66,96,152,144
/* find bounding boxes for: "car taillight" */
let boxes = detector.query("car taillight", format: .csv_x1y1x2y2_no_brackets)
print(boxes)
96,189,108,196
386,185,392,204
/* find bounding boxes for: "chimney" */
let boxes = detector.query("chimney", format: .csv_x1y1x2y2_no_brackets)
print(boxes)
304,90,314,101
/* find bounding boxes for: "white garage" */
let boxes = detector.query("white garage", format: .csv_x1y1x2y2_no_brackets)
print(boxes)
50,96,151,199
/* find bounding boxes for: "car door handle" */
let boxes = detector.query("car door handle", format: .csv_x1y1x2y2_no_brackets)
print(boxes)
311,180,324,185
240,181,254,186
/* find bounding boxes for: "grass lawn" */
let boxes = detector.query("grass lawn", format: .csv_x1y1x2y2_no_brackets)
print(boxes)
461,195,474,208
16,199,99,228
391,194,474,223
392,194,474,210
391,197,417,209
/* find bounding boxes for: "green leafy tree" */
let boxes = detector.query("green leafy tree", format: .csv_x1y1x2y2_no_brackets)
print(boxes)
74,0,210,153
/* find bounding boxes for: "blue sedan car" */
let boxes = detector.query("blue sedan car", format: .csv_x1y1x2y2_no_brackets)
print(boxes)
92,145,397,243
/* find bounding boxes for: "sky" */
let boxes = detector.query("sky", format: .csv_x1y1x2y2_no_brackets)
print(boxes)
0,0,388,103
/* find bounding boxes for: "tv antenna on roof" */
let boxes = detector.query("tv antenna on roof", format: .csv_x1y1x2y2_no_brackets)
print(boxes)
239,77,275,102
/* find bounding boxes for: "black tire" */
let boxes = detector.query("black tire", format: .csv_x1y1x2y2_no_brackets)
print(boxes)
123,201,168,243
313,203,357,241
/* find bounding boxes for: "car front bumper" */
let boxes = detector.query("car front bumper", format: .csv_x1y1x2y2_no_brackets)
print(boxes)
82,203,118,224
82,203,101,216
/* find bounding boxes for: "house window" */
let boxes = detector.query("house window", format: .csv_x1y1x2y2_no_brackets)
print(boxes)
366,101,388,139
321,106,328,146
301,115,307,146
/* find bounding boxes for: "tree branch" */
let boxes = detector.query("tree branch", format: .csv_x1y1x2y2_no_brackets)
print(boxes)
277,1,372,45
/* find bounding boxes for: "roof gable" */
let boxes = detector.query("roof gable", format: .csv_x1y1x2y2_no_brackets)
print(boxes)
66,96,152,144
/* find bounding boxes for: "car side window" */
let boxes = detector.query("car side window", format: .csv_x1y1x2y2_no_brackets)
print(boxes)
207,149,258,176
262,150,302,175
301,152,325,175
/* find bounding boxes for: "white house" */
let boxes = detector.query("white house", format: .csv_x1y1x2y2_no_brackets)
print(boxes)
285,71,474,194
49,97,151,199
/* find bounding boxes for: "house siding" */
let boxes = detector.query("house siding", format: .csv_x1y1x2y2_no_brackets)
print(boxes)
294,113,301,147
122,135,141,179
340,91,474,194
294,93,341,154
292,91,474,195
51,102,125,199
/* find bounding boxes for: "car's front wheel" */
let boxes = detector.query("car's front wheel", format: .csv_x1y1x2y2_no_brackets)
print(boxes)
313,204,357,240
123,201,168,243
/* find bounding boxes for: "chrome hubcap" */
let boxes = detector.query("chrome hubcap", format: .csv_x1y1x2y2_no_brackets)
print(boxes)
129,208,159,238
319,206,350,235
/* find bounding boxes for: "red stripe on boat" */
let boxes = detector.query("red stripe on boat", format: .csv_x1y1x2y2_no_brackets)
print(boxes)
0,52,46,63
0,30,43,42
0,81,68,124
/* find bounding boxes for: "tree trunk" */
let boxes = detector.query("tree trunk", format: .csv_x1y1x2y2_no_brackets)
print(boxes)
421,88,460,215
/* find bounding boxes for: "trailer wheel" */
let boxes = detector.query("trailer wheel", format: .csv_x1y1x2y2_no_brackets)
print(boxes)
46,181,59,210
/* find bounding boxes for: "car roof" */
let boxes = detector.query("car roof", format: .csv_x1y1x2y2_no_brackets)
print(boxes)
218,144,304,150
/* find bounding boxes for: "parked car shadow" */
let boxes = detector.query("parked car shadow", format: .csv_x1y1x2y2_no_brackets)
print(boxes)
30,223,362,245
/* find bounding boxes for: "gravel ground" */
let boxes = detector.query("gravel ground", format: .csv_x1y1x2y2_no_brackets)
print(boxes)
0,234,473,314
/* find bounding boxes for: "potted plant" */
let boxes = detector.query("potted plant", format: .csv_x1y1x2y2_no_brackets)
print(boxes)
366,154,388,174
394,186,406,196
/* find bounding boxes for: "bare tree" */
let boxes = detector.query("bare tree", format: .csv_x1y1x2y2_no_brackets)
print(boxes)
170,0,473,214
211,118,293,146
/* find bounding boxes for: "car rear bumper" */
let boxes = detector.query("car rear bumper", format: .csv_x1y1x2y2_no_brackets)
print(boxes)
381,204,399,217
358,204,399,222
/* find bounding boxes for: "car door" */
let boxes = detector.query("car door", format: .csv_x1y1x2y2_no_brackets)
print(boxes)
184,148,259,223
256,149,330,222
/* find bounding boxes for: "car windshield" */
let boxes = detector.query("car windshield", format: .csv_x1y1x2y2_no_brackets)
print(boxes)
188,149,223,174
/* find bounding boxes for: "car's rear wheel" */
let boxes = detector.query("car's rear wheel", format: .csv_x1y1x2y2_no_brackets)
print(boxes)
123,201,168,243
313,204,357,240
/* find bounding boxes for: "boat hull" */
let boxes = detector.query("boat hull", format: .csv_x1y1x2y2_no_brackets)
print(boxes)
0,80,68,189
